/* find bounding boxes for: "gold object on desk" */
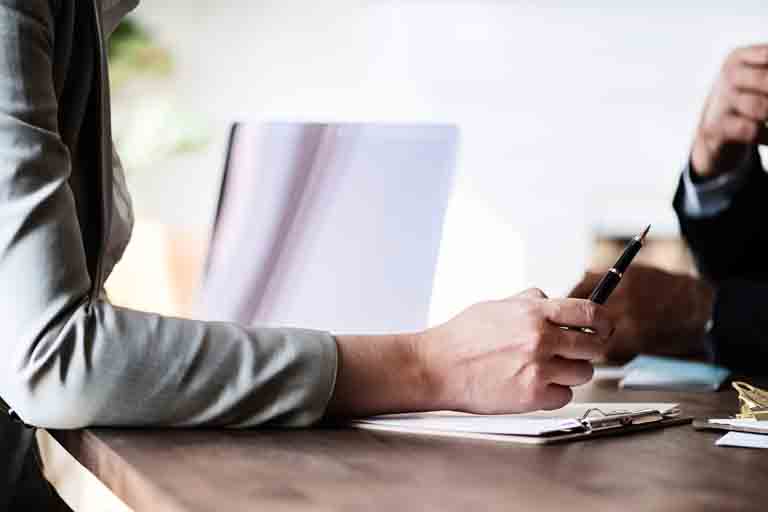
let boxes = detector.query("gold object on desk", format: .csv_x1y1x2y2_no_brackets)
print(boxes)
733,381,768,421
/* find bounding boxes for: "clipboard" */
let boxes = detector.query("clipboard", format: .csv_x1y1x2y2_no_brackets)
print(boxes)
351,403,690,445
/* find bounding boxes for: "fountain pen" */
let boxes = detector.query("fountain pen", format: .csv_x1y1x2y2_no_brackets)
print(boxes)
589,224,651,305
563,225,650,334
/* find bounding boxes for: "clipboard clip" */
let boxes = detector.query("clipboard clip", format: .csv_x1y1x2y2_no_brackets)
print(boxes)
579,408,666,432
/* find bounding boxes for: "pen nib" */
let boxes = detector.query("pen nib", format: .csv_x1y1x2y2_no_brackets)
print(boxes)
639,224,651,243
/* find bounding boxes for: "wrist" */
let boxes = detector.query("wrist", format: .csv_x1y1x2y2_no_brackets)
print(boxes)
691,137,752,180
691,138,721,179
327,332,438,418
412,326,455,411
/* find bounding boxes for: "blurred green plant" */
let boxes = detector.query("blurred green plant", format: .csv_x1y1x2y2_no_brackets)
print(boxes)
108,18,210,173
109,18,174,90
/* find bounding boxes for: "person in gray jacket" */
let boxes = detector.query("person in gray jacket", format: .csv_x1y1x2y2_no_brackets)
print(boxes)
0,1,613,507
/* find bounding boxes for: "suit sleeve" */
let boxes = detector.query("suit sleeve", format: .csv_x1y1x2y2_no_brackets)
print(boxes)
0,0,337,429
674,148,768,284
674,150,768,373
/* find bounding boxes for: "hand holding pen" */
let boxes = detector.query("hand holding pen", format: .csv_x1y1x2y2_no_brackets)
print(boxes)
561,225,650,334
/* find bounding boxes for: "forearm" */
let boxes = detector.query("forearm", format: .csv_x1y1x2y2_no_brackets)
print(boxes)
4,299,338,429
326,332,437,418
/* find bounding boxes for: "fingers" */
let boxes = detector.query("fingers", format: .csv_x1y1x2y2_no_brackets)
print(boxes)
543,298,615,339
550,327,607,360
694,45,768,175
545,357,594,386
729,66,768,95
732,91,768,122
537,385,574,411
520,359,590,412
719,113,762,143
721,54,768,142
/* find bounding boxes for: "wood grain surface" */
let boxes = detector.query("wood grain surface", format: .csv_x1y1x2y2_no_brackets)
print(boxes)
54,378,768,512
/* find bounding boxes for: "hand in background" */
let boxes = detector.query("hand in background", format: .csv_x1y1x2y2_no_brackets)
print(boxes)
569,265,715,363
692,44,768,177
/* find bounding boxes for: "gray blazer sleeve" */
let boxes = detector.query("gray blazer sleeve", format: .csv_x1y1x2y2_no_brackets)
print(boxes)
0,0,338,429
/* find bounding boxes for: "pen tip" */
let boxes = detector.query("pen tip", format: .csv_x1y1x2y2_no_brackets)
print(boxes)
640,224,651,243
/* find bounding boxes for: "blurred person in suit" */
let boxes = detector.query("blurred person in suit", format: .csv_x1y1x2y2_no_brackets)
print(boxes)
572,44,768,374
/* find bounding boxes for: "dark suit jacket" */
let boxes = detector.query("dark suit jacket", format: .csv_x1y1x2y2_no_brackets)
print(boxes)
674,150,768,374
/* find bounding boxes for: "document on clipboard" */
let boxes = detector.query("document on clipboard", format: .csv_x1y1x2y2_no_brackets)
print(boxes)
351,403,688,445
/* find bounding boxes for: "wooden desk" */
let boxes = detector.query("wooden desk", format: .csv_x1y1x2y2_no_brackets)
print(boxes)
45,381,767,512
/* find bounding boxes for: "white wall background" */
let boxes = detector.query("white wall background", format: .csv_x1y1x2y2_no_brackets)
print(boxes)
128,0,768,323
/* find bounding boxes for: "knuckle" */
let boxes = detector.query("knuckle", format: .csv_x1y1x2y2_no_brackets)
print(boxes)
549,300,565,320
518,300,538,317
524,287,546,300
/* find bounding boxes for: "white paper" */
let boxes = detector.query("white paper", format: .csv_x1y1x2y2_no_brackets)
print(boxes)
354,403,679,437
716,432,768,449
357,414,583,436
708,419,768,432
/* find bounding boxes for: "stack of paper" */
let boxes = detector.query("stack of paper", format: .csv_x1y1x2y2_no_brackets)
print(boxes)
716,432,768,449
708,419,768,449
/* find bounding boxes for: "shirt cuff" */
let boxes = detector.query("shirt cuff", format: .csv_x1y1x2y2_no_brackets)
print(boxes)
680,151,754,219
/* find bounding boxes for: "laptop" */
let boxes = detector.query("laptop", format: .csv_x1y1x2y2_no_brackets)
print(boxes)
198,122,458,334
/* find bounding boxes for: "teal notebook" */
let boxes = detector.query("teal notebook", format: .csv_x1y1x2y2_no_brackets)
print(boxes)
619,355,730,392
